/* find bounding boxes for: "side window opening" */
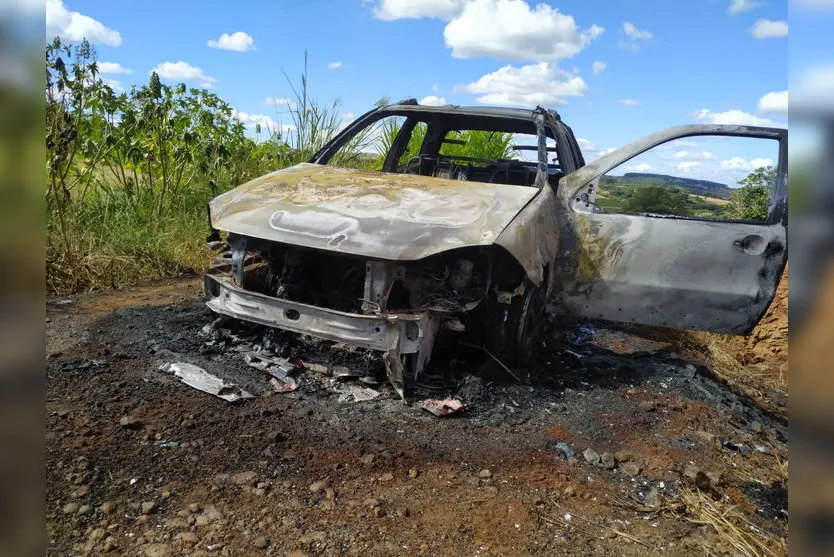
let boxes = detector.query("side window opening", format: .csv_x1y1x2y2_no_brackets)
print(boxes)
595,135,779,222
326,115,418,171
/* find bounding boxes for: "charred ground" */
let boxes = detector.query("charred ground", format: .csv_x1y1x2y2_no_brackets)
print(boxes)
46,278,787,556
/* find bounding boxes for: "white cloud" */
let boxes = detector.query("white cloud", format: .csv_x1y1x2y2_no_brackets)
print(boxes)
443,0,603,62
620,22,653,52
419,95,447,105
672,150,716,160
599,147,617,157
677,161,701,171
207,31,256,52
46,0,122,46
328,61,343,69
617,99,641,107
624,163,653,172
720,157,774,170
623,22,652,40
102,77,123,92
690,108,773,126
98,62,132,75
457,62,589,106
343,112,356,120
592,61,606,75
263,97,297,109
749,19,788,39
757,90,788,113
150,61,217,88
371,0,468,20
728,0,761,15
576,137,596,152
233,110,296,135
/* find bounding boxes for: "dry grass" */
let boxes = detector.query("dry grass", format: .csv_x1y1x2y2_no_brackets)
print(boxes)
678,488,786,557
676,331,787,397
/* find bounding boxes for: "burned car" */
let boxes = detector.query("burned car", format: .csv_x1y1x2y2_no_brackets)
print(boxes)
204,100,788,397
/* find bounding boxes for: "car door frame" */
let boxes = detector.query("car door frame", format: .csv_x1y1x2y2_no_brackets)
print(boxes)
553,124,788,335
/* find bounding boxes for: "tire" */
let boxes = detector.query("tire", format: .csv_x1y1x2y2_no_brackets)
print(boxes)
486,283,546,369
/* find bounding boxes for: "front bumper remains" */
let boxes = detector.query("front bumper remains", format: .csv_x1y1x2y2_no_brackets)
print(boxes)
203,273,438,397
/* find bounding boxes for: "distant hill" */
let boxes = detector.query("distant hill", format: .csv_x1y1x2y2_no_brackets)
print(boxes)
603,173,731,200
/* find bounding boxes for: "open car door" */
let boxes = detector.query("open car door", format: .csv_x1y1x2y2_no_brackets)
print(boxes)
555,125,787,335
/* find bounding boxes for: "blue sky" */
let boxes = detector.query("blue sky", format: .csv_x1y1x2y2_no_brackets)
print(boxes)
45,0,808,184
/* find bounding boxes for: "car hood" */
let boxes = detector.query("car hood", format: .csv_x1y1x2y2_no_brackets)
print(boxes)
209,162,539,260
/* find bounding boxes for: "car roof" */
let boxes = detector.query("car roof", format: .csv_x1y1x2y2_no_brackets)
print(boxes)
377,100,561,123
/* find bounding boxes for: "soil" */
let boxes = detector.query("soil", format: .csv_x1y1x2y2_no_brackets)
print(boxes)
46,277,788,556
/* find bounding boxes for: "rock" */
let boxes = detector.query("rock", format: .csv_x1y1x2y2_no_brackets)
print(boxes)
380,472,394,482
644,488,663,508
693,430,717,445
363,498,380,508
231,471,258,485
749,421,763,434
563,485,577,497
188,503,201,513
683,464,701,480
299,531,326,544
478,469,492,479
373,507,386,518
359,454,376,466
203,505,223,521
706,471,724,487
119,415,142,429
140,501,157,514
176,532,199,546
252,536,268,549
101,536,118,552
614,450,633,463
583,448,600,465
621,461,642,476
683,464,712,489
638,401,657,412
408,468,419,479
72,485,90,498
308,480,328,493
77,504,92,515
143,544,172,557
99,501,117,514
63,502,80,514
287,552,309,557
600,452,616,469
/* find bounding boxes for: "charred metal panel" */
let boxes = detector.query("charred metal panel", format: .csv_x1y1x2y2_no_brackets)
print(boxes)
558,213,786,333
554,124,788,335
494,186,559,288
204,273,429,354
209,163,538,262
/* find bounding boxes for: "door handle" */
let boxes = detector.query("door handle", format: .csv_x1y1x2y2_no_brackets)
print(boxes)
733,234,765,255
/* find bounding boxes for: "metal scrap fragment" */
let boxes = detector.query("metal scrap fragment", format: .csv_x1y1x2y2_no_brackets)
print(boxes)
160,362,254,402
270,377,298,393
418,398,466,417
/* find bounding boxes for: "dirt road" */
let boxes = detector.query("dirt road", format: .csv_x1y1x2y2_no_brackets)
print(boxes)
46,277,788,556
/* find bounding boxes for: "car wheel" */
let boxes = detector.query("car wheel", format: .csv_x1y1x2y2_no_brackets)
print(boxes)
487,283,546,369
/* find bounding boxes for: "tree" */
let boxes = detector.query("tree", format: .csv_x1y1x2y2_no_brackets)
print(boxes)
622,185,693,216
726,166,775,221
